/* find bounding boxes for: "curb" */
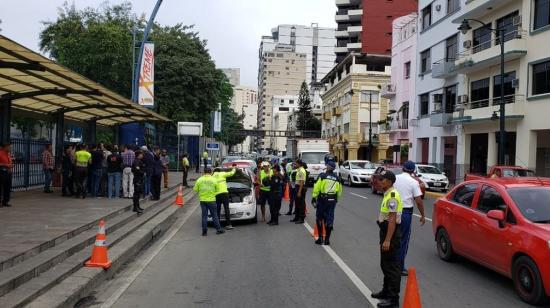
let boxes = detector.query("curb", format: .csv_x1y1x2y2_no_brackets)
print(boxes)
26,191,198,308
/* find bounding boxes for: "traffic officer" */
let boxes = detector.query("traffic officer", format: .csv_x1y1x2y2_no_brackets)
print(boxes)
371,170,403,308
181,153,190,188
213,166,237,230
311,160,342,245
291,159,307,224
267,165,285,226
258,161,273,222
285,162,297,215
194,167,225,236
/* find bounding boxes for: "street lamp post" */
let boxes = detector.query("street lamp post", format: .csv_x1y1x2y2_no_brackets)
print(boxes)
458,19,507,165
361,90,374,162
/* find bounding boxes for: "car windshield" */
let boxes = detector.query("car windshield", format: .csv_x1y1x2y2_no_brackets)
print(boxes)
418,166,442,174
501,169,536,177
350,161,375,169
301,152,328,164
508,187,550,223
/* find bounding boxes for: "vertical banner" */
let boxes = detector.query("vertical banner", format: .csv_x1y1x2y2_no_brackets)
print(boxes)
138,42,155,107
214,111,222,133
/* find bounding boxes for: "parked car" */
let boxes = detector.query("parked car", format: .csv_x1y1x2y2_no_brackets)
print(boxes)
338,160,376,187
221,156,243,165
465,165,536,181
415,164,449,192
223,160,258,172
432,177,550,305
208,167,257,224
371,165,426,198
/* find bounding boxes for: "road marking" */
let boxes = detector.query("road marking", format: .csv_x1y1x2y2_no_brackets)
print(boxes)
100,202,199,308
414,213,432,222
349,192,369,199
303,222,379,308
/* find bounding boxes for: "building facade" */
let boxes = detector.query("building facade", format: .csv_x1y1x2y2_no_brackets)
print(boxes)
270,95,299,153
231,86,257,153
221,68,240,87
382,13,418,165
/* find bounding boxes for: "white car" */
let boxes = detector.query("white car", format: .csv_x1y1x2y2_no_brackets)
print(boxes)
415,164,449,192
208,167,257,223
338,160,376,187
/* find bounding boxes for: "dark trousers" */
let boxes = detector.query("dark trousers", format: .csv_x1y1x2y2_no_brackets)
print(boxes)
316,200,336,227
91,168,102,197
216,193,231,225
151,175,162,199
43,169,52,191
182,167,189,186
287,186,296,213
0,170,12,205
400,210,413,271
74,167,88,198
203,159,208,172
62,171,74,196
379,221,402,300
269,195,282,223
133,182,143,210
293,186,306,220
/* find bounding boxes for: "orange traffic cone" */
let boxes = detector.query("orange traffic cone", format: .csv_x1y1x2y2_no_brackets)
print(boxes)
175,185,184,207
312,222,326,239
283,183,290,201
403,267,422,308
85,220,112,269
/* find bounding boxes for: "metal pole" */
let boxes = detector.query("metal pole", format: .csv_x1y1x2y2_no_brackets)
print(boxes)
368,91,373,162
131,28,137,102
499,29,506,165
177,131,180,173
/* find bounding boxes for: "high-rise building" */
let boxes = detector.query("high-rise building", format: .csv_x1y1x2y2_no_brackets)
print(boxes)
231,86,257,154
335,0,417,63
221,68,241,87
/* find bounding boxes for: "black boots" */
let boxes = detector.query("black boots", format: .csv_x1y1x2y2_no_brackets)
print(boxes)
324,226,333,245
133,205,143,216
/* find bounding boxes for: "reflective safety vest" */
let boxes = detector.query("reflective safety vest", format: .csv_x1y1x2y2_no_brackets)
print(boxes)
312,172,342,200
213,168,236,195
379,187,403,223
193,175,218,202
260,169,273,191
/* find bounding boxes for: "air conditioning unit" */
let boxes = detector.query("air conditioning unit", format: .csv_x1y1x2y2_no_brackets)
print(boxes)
435,4,441,11
433,93,443,103
512,78,520,88
513,15,522,26
463,40,472,49
459,95,469,104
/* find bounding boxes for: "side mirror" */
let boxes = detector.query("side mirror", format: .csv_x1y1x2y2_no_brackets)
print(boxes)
487,210,505,228
442,172,446,176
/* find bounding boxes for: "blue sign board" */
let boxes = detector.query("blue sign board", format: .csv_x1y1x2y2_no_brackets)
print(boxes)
206,143,220,151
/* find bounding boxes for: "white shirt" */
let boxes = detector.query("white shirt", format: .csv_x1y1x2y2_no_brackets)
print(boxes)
394,173,422,209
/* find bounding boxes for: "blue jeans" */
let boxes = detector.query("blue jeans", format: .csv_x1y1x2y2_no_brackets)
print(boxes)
43,169,52,191
144,172,152,196
91,169,103,197
107,172,122,199
399,210,413,271
200,201,222,233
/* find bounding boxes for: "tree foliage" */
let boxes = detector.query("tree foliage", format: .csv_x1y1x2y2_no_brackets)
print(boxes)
296,81,321,132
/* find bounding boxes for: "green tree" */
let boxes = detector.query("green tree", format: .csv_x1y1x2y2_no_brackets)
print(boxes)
296,81,321,132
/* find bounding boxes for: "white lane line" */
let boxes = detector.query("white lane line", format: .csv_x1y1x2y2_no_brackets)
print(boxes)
100,203,199,308
350,192,369,199
414,213,433,222
303,222,379,308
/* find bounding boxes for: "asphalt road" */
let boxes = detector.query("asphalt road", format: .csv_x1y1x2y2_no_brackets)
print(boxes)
89,185,534,308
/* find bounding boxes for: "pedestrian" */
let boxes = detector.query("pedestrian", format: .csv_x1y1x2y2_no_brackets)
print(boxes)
42,143,54,193
268,165,285,226
181,153,190,188
0,142,13,207
131,151,145,215
106,146,123,199
61,145,75,197
74,144,91,199
285,162,297,215
161,149,170,188
202,150,208,172
100,143,110,197
291,159,307,224
194,167,225,236
151,147,163,200
371,170,402,308
89,144,104,198
213,166,236,230
121,145,135,198
142,146,154,197
258,161,273,222
394,161,425,276
311,160,342,245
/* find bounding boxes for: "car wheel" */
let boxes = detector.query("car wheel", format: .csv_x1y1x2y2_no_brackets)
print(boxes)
512,256,547,305
348,176,353,187
436,228,456,262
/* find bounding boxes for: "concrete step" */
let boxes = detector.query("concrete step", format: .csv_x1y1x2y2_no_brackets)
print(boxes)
0,186,191,308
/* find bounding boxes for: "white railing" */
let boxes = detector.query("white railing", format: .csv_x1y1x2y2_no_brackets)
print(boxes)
461,94,523,110
457,29,526,61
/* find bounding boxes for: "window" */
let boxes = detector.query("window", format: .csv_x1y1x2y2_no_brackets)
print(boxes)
471,78,490,107
493,71,516,99
420,49,431,73
477,186,506,213
534,0,550,30
532,60,550,95
419,93,429,116
344,123,350,133
404,62,411,79
447,0,459,14
496,11,519,45
445,35,458,62
452,184,478,207
289,100,294,104
361,91,380,103
444,85,457,113
473,25,492,53
422,4,432,30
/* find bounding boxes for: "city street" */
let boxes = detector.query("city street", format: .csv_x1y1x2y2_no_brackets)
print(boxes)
88,186,532,308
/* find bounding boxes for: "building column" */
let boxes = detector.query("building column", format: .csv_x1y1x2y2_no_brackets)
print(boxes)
487,132,497,171
87,119,97,144
54,112,65,167
0,99,12,144
347,142,359,160
516,129,537,170
113,124,120,146
456,130,469,181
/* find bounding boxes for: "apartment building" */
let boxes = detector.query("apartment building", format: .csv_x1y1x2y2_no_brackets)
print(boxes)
232,86,258,153
270,95,299,153
382,13,418,165
335,0,418,63
221,68,240,87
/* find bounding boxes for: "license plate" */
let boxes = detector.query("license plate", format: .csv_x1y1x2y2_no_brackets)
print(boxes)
433,182,442,187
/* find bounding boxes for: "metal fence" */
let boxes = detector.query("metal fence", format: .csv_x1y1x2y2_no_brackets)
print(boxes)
10,138,51,189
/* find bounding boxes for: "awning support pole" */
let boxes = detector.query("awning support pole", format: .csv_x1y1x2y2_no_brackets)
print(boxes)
0,99,12,144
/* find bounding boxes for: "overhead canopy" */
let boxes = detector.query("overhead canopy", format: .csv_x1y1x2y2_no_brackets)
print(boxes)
0,35,169,126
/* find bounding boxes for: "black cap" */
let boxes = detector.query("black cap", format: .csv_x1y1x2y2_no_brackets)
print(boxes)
375,170,396,184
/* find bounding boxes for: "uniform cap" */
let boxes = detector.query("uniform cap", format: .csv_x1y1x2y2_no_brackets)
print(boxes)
325,161,336,169
376,170,396,183
403,160,416,172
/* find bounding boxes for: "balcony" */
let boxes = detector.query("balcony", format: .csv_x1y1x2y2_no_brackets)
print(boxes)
452,0,517,23
455,33,526,74
335,30,349,38
336,0,361,7
335,46,348,54
432,59,457,79
348,9,363,21
323,111,332,120
378,122,390,134
430,111,453,127
333,106,343,115
347,25,363,36
390,119,409,131
381,83,396,98
452,94,525,124
335,12,350,23
347,42,362,51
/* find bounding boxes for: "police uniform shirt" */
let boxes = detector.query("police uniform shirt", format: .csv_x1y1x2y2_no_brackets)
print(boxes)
394,173,422,209
378,188,402,224
296,167,306,186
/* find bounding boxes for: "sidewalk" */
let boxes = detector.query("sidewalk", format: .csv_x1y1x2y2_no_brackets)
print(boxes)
0,171,200,271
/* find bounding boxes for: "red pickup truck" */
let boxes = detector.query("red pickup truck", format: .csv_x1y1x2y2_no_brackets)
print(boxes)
465,166,535,181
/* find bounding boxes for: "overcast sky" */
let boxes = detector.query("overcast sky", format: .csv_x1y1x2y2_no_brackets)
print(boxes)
1,0,336,87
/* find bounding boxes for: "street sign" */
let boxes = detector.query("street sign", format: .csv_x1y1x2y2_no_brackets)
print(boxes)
178,122,203,136
206,143,220,151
